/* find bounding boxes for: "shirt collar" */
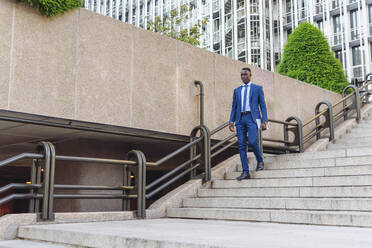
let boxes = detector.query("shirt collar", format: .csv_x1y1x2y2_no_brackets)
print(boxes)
241,82,251,87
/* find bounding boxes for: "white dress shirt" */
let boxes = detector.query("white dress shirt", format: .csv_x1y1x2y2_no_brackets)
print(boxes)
241,82,251,112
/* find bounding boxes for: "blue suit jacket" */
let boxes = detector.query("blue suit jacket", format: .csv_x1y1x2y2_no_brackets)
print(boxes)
229,83,268,124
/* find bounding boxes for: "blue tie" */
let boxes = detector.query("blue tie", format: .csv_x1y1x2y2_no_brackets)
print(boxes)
243,84,248,112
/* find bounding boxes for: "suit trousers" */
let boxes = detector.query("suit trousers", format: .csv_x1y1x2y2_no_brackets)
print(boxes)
236,113,263,172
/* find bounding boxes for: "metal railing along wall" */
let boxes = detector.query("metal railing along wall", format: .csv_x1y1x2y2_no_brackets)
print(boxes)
0,143,147,220
1,79,371,221
302,77,372,146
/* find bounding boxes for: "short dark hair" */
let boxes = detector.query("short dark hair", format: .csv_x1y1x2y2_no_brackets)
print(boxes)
241,67,251,73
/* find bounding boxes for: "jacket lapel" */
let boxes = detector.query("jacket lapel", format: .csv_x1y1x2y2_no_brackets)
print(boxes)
237,86,242,112
249,84,254,105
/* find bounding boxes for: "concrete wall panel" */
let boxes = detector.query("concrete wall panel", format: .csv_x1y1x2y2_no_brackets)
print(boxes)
9,3,77,118
177,42,215,133
132,28,177,133
76,10,132,126
0,0,14,109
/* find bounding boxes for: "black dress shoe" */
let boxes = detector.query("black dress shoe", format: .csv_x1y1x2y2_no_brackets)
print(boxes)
256,162,264,171
236,171,251,181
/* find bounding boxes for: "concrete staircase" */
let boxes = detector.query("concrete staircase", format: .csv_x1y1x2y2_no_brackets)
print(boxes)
1,117,372,247
167,119,372,227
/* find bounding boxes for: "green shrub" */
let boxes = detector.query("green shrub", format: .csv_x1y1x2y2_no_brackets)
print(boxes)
18,0,83,17
277,22,348,93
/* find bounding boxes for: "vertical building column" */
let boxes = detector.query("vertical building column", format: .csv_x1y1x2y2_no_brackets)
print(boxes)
160,0,164,23
259,0,265,68
343,0,352,80
97,0,101,14
291,0,295,31
209,0,213,51
115,0,120,19
293,0,298,26
187,0,191,35
123,0,127,22
361,0,371,75
340,0,347,74
325,0,331,43
308,0,314,24
136,0,140,26
129,0,133,24
246,0,251,62
109,0,113,17
103,0,107,15
233,0,238,59
221,0,226,55
269,0,274,70
144,0,148,28
279,0,284,52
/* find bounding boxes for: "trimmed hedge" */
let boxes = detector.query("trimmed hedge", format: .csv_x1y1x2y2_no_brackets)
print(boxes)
18,0,83,17
277,22,348,93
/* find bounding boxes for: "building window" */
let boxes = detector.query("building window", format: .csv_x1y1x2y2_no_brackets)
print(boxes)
332,0,340,9
315,0,323,15
350,10,359,41
334,50,343,64
316,20,323,32
333,15,341,46
352,46,362,79
369,5,372,36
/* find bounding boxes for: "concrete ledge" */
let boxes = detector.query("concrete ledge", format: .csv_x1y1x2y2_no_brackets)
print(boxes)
0,211,134,240
146,155,240,219
306,104,372,152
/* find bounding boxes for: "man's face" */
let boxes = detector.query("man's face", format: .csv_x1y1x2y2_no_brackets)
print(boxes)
241,70,251,83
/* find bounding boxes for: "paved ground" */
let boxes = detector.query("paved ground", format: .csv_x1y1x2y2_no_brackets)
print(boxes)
16,218,372,248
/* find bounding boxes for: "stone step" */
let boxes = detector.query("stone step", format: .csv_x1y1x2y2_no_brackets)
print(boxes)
198,186,372,198
257,148,372,163
327,142,372,150
167,208,372,227
239,155,372,171
349,128,372,135
213,175,372,188
336,136,372,144
228,164,372,179
14,219,372,248
342,132,372,139
183,197,372,211
0,240,73,248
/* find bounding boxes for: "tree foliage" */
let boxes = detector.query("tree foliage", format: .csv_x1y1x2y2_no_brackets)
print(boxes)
147,5,208,46
17,0,82,17
277,22,348,93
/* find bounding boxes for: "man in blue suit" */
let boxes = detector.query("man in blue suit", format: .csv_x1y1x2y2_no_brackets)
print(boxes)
229,67,268,180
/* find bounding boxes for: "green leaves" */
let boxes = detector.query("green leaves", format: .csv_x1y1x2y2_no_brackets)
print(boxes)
277,22,348,93
17,0,82,17
147,4,207,46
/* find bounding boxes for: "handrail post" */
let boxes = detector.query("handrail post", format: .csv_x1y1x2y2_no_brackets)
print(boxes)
190,125,211,182
195,81,204,126
126,150,147,219
285,117,304,153
28,159,39,213
47,142,56,221
342,85,361,122
364,73,372,83
200,125,211,182
315,101,334,141
37,142,53,221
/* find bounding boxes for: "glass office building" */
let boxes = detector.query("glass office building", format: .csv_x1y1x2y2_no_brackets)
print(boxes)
84,0,372,81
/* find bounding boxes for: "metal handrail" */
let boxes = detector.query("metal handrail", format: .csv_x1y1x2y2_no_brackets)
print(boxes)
302,79,371,145
303,109,328,127
0,153,43,168
4,79,370,222
55,155,137,166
